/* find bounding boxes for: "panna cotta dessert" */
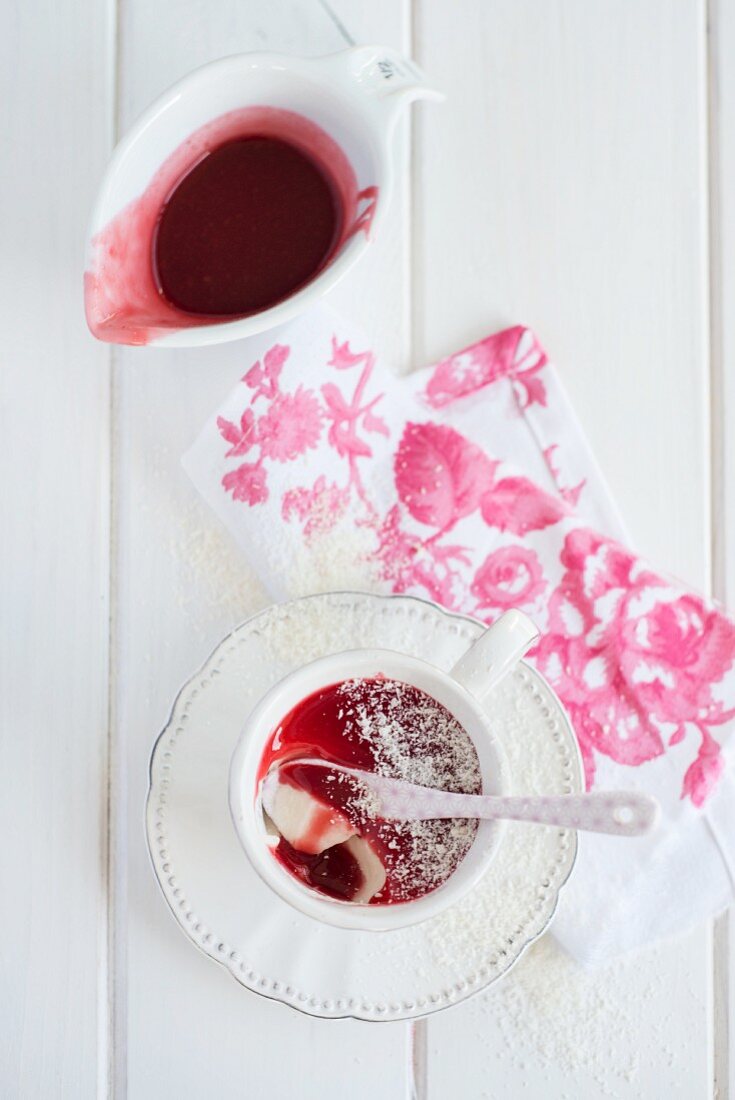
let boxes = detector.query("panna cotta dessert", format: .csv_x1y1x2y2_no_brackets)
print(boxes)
256,677,481,905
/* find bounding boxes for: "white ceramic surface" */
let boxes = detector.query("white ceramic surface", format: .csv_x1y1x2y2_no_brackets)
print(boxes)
146,592,583,1021
86,46,441,348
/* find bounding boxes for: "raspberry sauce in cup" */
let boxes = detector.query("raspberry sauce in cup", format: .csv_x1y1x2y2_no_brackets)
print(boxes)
258,677,482,905
231,612,536,931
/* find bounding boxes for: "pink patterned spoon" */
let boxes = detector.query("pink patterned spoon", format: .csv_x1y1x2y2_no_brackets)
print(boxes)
264,759,660,837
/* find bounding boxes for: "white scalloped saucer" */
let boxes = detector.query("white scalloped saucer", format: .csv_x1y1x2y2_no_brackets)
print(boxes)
146,592,583,1022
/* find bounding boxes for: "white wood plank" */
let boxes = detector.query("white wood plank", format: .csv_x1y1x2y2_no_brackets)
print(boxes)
0,0,112,1096
327,0,413,370
712,0,735,616
112,2,413,1097
414,1,712,1097
709,0,735,1092
413,0,710,589
713,913,731,1099
710,0,735,657
427,930,711,1100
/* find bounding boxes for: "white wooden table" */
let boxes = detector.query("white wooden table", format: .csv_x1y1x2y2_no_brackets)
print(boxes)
3,1,734,1096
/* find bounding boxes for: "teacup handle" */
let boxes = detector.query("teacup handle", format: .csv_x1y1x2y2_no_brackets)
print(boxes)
450,610,539,700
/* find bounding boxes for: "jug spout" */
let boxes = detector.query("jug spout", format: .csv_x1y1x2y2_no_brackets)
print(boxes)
332,45,443,130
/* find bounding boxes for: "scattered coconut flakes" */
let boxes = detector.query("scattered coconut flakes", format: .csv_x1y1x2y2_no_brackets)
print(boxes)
336,677,482,902
169,501,266,629
283,522,381,600
461,933,695,1097
262,596,379,667
338,677,481,792
380,817,478,899
346,777,382,823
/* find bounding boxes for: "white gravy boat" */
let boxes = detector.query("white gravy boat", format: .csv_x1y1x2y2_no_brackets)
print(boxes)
84,47,441,348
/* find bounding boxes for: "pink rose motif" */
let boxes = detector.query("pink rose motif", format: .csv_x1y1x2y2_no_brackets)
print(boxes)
257,386,323,462
619,593,735,724
554,530,735,726
222,462,268,506
536,528,735,805
471,546,546,611
394,422,496,530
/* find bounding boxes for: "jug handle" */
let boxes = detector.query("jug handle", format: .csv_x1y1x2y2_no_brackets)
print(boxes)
326,45,444,127
450,610,540,701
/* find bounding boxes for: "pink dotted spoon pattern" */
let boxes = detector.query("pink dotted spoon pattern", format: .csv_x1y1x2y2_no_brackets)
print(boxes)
265,760,661,837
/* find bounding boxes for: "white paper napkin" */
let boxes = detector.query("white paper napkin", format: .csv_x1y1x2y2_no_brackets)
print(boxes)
184,305,735,964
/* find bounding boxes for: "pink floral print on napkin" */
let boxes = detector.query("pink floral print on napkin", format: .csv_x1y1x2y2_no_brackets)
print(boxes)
534,529,735,800
471,546,547,612
424,325,548,409
212,328,735,808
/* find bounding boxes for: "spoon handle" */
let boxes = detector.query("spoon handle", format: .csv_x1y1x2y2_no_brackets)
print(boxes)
376,784,660,836
278,761,661,838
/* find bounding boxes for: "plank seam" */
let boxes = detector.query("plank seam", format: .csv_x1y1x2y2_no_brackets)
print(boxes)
408,0,428,1094
706,0,730,1096
104,0,126,1093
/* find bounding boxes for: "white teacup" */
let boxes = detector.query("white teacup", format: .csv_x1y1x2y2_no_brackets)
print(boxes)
229,609,539,931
